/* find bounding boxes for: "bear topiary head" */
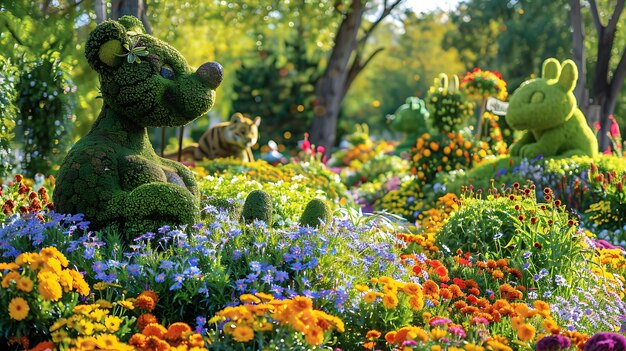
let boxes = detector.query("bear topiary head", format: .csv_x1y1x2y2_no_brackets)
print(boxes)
505,58,577,131
85,15,223,127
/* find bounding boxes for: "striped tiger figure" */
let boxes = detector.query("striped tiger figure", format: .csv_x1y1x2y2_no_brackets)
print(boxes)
168,113,261,162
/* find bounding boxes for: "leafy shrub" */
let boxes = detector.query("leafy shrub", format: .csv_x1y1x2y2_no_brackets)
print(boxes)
15,52,76,177
426,74,474,133
0,55,18,178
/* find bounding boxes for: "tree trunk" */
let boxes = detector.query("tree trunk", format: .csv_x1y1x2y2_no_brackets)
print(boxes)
95,0,107,24
569,0,587,114
309,0,365,154
589,0,625,151
110,0,152,34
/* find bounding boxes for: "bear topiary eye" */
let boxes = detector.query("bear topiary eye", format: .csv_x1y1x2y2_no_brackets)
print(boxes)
160,64,175,80
530,91,544,103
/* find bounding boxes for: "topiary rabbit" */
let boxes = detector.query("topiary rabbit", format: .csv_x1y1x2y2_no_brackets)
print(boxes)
54,16,223,237
505,58,597,158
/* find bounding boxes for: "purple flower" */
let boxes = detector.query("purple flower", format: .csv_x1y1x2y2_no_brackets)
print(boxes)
536,335,571,351
583,332,626,351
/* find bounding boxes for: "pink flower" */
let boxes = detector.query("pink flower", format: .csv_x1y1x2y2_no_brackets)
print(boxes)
609,115,620,138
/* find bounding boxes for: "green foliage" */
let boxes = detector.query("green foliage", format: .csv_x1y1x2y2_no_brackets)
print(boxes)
15,52,76,177
506,59,598,158
436,184,590,295
300,198,331,228
0,55,18,178
232,42,320,148
242,190,274,225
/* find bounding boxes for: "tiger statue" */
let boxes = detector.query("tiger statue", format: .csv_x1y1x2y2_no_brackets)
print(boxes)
167,113,261,162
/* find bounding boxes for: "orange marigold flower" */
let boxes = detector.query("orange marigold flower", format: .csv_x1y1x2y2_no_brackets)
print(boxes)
382,293,399,309
305,326,325,346
231,325,254,342
492,269,504,280
440,288,453,300
385,331,397,344
423,280,440,296
142,323,167,339
165,322,192,341
409,295,425,311
8,297,29,321
139,290,160,303
143,335,170,351
454,300,467,310
17,276,34,293
533,300,551,317
1,271,20,288
365,330,381,339
516,323,535,341
363,341,376,349
291,296,313,311
496,259,508,267
402,282,423,296
137,313,158,332
134,295,156,311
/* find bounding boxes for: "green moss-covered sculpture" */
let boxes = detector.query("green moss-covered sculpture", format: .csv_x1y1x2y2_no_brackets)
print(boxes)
387,97,430,152
299,198,331,228
53,16,223,236
241,190,273,225
505,58,598,158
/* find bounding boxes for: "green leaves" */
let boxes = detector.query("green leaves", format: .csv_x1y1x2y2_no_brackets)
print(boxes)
118,35,149,64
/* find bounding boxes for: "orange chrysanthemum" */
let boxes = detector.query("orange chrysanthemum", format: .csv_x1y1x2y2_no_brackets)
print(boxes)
134,295,156,311
137,313,159,332
142,323,167,339
165,322,192,341
365,330,382,339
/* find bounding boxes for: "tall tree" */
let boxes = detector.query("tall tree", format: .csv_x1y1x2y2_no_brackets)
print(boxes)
586,0,626,150
309,0,404,154
109,0,152,32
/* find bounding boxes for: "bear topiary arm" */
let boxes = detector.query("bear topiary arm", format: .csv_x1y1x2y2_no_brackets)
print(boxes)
107,183,198,225
159,158,199,196
508,132,535,156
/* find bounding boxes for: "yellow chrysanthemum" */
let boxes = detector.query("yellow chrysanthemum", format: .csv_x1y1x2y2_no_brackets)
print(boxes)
382,293,399,309
0,262,19,271
231,325,254,342
58,269,74,292
73,336,97,350
8,297,29,321
117,299,135,310
95,299,113,309
304,326,325,346
93,282,107,291
516,323,535,342
1,271,20,288
40,247,69,267
17,276,34,293
37,271,63,301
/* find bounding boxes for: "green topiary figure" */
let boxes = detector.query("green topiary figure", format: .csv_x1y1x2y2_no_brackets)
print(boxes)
53,16,223,236
386,97,430,153
505,58,598,158
299,198,331,228
241,190,273,225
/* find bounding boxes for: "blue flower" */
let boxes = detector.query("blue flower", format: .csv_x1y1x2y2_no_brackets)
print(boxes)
291,261,304,271
307,257,319,269
83,246,95,259
245,273,258,283
92,260,107,273
155,273,166,282
235,279,247,292
275,270,288,282
196,316,207,328
232,250,242,260
127,264,141,276
159,260,175,270
188,257,200,267
249,261,261,272
261,275,274,284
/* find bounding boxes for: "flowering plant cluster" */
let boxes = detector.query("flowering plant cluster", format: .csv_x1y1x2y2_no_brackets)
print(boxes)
426,74,475,133
0,246,89,346
585,164,625,235
208,292,343,349
1,174,54,219
460,68,508,101
410,132,493,187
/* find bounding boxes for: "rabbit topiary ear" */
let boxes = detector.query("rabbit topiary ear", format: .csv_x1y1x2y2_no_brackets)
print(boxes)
85,20,129,72
542,58,561,80
557,60,578,93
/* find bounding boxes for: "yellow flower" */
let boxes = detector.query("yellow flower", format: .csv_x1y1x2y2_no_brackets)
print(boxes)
240,294,261,304
89,308,108,322
516,323,535,342
17,276,34,293
40,246,69,267
117,299,135,310
58,269,74,292
37,271,63,301
95,299,113,309
355,284,369,292
304,326,325,346
254,292,274,302
50,318,68,332
74,336,97,350
382,293,399,309
363,291,378,303
0,262,19,271
1,271,20,288
465,343,485,351
68,270,90,296
231,325,254,342
93,282,107,291
8,297,29,321
95,334,130,350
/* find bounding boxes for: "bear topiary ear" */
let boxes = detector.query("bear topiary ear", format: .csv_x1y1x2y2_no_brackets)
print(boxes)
85,20,129,72
117,15,146,35
557,60,578,93
542,58,561,80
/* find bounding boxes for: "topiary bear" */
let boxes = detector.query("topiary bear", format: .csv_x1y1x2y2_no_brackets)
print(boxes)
505,58,597,158
386,97,430,153
53,16,223,237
